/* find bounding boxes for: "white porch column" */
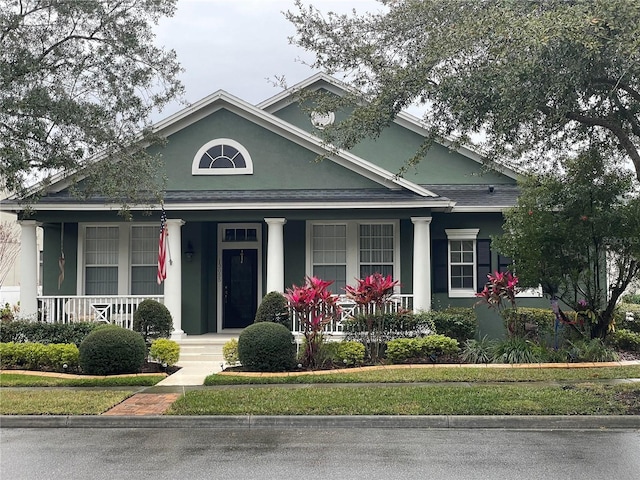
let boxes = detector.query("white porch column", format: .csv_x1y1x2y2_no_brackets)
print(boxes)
411,217,432,312
19,220,39,319
264,218,287,293
165,219,185,339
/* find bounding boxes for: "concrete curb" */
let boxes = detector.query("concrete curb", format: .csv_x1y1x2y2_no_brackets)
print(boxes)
2,414,640,430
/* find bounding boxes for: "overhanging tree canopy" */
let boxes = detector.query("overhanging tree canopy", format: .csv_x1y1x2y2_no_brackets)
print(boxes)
0,0,184,208
287,0,640,180
493,150,640,339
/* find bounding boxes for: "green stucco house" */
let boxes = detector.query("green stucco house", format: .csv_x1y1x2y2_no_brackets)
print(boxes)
4,74,538,339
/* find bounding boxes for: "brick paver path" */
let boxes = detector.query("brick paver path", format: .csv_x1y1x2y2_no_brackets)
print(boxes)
102,393,181,416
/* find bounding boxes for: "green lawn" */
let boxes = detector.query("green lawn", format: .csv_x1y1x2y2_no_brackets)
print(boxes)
0,373,165,387
167,383,639,416
0,390,136,415
205,365,640,385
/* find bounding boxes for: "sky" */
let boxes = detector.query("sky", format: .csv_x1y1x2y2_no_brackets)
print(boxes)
153,0,385,119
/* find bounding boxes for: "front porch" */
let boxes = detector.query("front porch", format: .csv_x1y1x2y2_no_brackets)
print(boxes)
35,293,415,339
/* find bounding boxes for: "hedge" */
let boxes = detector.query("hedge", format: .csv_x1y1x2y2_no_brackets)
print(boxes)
0,321,99,346
386,335,459,364
0,342,80,372
501,307,555,340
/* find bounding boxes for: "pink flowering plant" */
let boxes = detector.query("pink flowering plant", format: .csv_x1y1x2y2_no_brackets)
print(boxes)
284,276,339,368
475,270,520,336
475,271,518,312
344,273,400,362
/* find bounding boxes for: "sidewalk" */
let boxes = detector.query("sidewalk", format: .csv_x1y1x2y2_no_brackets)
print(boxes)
2,361,639,428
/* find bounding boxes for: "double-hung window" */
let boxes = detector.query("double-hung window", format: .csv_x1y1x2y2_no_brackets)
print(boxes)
311,224,347,290
81,224,162,295
131,226,163,295
309,221,399,292
84,226,119,295
445,229,479,297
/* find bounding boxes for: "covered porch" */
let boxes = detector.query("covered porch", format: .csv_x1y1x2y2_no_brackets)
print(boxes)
34,293,415,340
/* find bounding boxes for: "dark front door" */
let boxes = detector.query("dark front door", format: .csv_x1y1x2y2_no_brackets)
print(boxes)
222,249,258,329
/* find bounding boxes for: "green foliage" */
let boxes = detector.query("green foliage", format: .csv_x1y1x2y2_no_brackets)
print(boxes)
301,340,340,369
385,335,459,364
494,150,640,339
491,338,542,364
222,338,239,364
606,329,640,352
460,336,496,364
0,342,79,372
1,0,184,210
254,291,291,329
237,322,296,372
287,0,640,183
501,308,556,341
336,341,365,367
621,293,640,304
566,339,619,363
343,311,435,342
0,320,99,346
133,300,173,347
429,308,477,343
149,338,180,367
79,326,146,375
1,302,16,322
615,303,640,333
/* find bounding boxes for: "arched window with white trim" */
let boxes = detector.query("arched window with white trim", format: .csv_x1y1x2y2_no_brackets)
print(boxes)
192,138,253,175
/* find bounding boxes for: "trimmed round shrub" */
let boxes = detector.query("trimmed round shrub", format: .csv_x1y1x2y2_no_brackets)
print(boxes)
149,338,181,366
79,326,146,375
238,322,295,372
254,291,291,330
133,300,173,347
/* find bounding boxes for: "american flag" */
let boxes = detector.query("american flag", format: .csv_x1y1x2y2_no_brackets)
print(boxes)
157,208,168,284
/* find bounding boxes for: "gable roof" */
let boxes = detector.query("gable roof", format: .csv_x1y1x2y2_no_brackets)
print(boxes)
259,73,520,182
11,76,438,203
2,73,519,213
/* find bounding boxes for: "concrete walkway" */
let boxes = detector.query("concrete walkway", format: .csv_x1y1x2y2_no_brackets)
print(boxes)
155,360,223,386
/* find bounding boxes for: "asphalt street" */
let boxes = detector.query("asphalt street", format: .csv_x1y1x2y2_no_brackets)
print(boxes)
2,427,639,480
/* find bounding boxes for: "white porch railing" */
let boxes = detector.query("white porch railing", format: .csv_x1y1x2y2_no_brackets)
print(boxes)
291,294,413,338
37,295,164,329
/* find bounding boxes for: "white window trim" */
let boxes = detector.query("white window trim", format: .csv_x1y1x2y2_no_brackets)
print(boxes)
191,138,253,175
78,223,159,295
306,220,401,292
445,228,479,298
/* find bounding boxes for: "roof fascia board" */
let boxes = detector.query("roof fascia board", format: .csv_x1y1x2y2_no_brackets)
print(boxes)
2,199,455,212
450,206,510,213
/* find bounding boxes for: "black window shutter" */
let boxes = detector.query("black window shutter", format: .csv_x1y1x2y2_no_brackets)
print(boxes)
432,239,448,293
477,239,492,292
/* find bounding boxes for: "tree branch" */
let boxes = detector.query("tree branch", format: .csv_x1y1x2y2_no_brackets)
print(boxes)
593,77,640,104
565,111,640,180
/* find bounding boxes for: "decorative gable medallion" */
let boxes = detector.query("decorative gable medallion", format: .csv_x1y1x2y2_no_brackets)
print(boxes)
311,111,335,129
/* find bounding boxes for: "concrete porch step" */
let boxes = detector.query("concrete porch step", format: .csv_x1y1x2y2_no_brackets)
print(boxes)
175,334,238,364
